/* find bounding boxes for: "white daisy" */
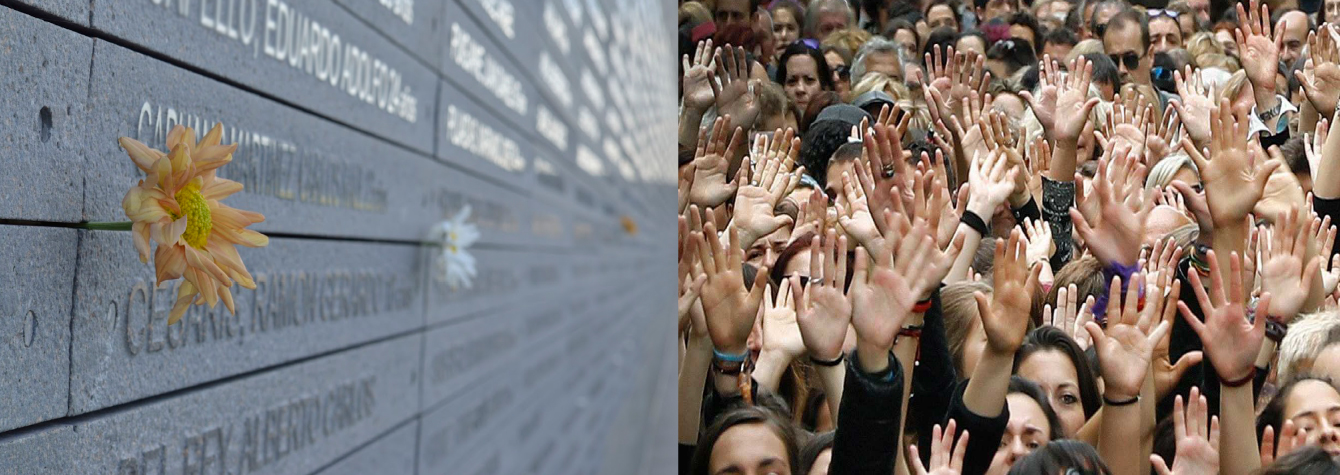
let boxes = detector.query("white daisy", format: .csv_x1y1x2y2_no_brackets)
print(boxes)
431,205,481,290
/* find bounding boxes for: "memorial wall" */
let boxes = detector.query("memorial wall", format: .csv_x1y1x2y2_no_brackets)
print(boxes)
0,0,678,473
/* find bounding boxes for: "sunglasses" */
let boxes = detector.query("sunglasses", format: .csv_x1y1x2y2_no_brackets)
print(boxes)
1109,51,1142,70
1147,9,1180,19
834,64,851,80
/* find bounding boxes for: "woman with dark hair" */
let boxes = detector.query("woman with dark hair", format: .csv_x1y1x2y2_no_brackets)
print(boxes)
985,377,1068,474
1008,439,1113,475
1015,326,1102,437
689,405,802,475
797,430,835,474
776,43,836,119
1258,446,1340,474
1256,376,1340,458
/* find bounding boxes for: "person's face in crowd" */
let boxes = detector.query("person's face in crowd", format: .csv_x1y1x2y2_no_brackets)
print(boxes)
754,11,778,62
759,109,799,135
978,0,1017,23
863,51,904,82
893,29,919,59
987,58,1011,82
986,394,1053,475
1328,0,1340,25
773,8,801,50
1143,205,1193,247
1104,23,1153,87
1043,41,1074,61
815,12,850,40
1215,29,1239,57
806,448,832,475
1310,343,1340,384
716,0,752,29
825,160,858,205
746,226,792,269
1282,379,1340,458
1187,0,1211,24
1278,11,1309,67
1009,25,1037,48
1149,17,1183,54
709,422,793,475
1017,349,1086,436
1092,5,1122,33
956,35,988,55
785,55,823,116
991,94,1024,122
927,4,960,31
1177,14,1196,40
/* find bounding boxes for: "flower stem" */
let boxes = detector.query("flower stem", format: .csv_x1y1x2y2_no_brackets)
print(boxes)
83,221,133,231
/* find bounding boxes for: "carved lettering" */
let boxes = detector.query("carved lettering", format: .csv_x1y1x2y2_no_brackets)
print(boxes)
449,23,526,116
538,52,572,109
446,105,526,172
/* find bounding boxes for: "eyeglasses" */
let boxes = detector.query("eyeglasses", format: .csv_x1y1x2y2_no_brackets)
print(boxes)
1147,9,1180,19
1109,51,1142,70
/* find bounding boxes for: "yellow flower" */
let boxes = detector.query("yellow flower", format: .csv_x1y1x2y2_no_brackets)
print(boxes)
119,123,269,325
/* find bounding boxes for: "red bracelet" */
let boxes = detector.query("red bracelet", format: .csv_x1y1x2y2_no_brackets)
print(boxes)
1221,368,1257,388
911,299,933,313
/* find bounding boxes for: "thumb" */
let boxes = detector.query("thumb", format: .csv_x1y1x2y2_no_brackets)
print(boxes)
1151,455,1173,475
771,215,794,232
1171,351,1204,379
1254,160,1283,193
1083,321,1106,353
1020,90,1037,109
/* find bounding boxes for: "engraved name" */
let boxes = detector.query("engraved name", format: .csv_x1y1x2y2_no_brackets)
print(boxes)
378,0,413,25
136,102,390,212
146,0,419,123
535,106,568,151
429,327,518,385
575,144,604,177
538,52,573,109
477,0,515,39
446,105,526,172
543,1,570,55
422,386,515,468
450,23,527,116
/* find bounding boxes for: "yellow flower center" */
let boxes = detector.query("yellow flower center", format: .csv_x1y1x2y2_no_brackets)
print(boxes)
173,183,212,249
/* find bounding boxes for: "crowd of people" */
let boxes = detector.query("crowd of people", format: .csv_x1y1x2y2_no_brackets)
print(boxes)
677,0,1340,473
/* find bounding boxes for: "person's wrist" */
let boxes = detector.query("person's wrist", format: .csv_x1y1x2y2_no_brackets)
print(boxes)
966,198,997,220
855,340,891,374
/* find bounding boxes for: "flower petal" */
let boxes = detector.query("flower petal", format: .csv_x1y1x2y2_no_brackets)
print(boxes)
185,246,231,284
154,216,188,246
168,280,197,325
154,244,187,285
218,284,236,315
119,137,165,172
199,123,223,149
200,178,243,201
132,222,152,263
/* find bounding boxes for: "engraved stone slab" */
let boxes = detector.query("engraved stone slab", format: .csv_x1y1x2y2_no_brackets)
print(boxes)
0,332,421,475
420,313,520,409
0,226,76,433
6,1,88,25
440,1,536,134
0,6,90,222
423,249,525,326
91,0,437,153
331,0,444,70
69,232,424,414
311,419,418,475
436,80,532,184
84,40,449,242
417,373,522,475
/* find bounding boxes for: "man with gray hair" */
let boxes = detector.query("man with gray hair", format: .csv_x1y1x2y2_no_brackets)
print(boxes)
850,37,905,84
805,0,855,40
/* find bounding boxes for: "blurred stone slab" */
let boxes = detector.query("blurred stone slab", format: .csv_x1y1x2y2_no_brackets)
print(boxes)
84,40,444,241
420,312,520,409
0,6,90,222
5,1,87,25
0,226,76,432
69,232,424,414
90,0,436,153
0,333,420,474
312,419,418,475
423,249,523,326
417,374,523,475
332,0,444,70
440,1,536,134
436,80,532,184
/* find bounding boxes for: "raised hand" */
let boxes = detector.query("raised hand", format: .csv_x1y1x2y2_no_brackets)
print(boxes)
1259,207,1324,322
1314,215,1340,297
1298,24,1340,113
1103,94,1152,159
966,149,1019,220
975,229,1043,355
850,219,944,371
1149,276,1203,400
691,116,745,208
793,232,852,362
1021,55,1062,135
694,208,769,354
1171,67,1217,147
1254,153,1306,220
679,235,707,335
1234,0,1282,93
925,45,956,99
678,162,696,214
1178,251,1270,383
732,129,803,248
1053,55,1100,146
1044,284,1096,350
1304,118,1330,179
1184,99,1280,228
1071,145,1154,267
1145,105,1181,165
1151,387,1220,475
714,45,760,130
1259,420,1308,465
909,420,970,475
760,281,805,359
837,170,882,252
681,39,718,113
1085,272,1174,400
